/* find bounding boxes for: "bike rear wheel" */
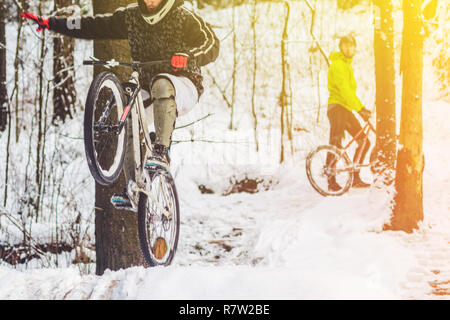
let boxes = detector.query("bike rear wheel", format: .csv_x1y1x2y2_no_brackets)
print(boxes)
138,169,180,267
84,71,127,186
306,145,353,196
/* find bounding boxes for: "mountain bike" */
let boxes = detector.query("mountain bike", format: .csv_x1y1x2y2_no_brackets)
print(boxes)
306,119,378,196
83,58,180,266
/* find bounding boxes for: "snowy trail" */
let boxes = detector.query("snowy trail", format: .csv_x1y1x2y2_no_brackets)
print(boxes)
0,181,406,299
0,175,445,299
1,97,449,299
399,229,450,298
0,167,448,299
1,15,448,298
1,95,449,299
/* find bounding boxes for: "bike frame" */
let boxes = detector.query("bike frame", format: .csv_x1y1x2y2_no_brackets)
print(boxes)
124,73,173,219
329,120,376,174
126,72,152,180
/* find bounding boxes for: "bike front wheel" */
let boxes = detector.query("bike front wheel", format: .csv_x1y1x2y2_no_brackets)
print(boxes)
84,71,127,186
306,145,353,196
138,169,180,267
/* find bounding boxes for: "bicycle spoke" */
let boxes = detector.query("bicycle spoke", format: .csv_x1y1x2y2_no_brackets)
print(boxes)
159,176,173,220
161,177,174,217
94,133,116,170
306,145,353,196
139,169,179,265
97,97,116,124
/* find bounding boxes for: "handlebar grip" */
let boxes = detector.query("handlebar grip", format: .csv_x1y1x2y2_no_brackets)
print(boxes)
83,60,96,65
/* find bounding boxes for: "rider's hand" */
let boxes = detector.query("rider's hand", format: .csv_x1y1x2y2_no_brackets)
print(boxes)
20,12,49,32
171,53,189,71
358,108,371,121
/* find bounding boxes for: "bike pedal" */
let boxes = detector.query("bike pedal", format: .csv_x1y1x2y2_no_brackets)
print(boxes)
110,197,137,212
145,161,170,173
111,201,137,212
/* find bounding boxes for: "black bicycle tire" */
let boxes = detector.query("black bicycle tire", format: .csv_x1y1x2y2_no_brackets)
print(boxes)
84,71,127,186
306,145,353,196
137,171,180,267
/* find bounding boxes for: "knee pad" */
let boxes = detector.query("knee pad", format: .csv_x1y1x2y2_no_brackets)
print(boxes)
150,77,177,147
151,77,175,102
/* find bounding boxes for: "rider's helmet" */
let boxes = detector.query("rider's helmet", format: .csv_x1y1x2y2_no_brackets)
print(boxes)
138,0,176,25
339,35,356,50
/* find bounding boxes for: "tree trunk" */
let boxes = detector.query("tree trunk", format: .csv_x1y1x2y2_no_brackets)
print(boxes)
35,1,47,221
0,0,7,132
373,0,396,184
279,1,291,163
250,0,259,152
52,0,77,124
92,0,142,275
14,1,26,142
229,0,236,130
388,0,424,232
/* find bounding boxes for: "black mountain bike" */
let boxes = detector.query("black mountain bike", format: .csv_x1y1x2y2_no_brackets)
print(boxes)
83,58,179,267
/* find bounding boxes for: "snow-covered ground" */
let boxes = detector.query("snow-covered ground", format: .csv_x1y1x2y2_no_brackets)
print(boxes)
0,92,449,299
0,1,449,299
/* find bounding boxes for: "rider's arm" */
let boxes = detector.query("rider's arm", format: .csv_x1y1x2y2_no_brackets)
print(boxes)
48,7,128,40
183,11,220,67
328,60,365,113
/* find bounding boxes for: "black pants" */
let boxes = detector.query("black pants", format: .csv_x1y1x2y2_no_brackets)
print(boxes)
327,104,370,167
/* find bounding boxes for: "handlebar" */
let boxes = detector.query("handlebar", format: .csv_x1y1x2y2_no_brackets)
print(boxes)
83,58,170,68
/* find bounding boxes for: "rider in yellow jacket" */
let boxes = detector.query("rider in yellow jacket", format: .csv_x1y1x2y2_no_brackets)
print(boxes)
328,52,365,113
326,35,371,191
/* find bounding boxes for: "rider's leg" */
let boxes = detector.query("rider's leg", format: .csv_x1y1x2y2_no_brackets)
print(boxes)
327,105,345,151
151,76,177,150
145,76,177,170
345,113,370,187
326,105,345,191
351,144,371,187
147,74,199,169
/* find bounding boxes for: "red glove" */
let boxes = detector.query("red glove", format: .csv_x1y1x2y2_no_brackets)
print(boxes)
171,53,189,71
20,12,49,32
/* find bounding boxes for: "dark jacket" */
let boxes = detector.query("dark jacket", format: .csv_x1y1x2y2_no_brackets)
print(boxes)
48,1,220,96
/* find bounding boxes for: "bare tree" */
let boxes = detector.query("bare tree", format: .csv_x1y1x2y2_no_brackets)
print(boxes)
34,0,48,220
388,0,424,232
4,0,27,205
92,0,143,275
303,0,330,125
0,0,7,131
279,0,292,163
52,0,77,124
373,0,396,185
250,0,259,151
13,0,27,143
229,0,237,130
303,0,329,66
